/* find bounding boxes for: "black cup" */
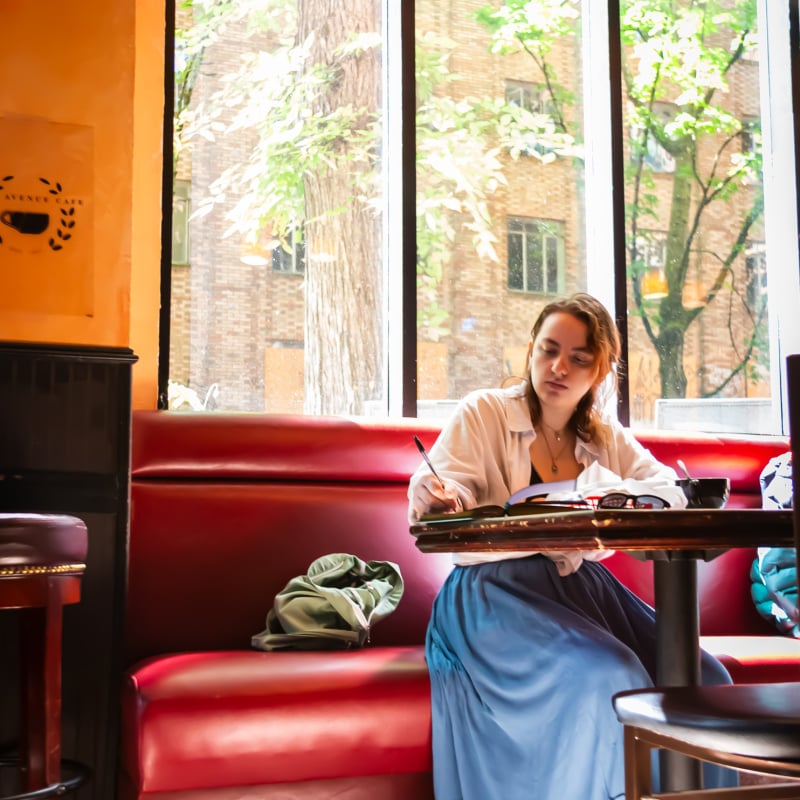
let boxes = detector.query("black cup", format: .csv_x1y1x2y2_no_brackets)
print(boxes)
677,477,730,509
1,210,50,235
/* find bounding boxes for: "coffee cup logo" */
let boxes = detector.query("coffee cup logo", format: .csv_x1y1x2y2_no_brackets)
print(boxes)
1,210,50,235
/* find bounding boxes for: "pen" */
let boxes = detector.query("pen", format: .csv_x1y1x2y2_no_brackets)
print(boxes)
414,435,445,488
414,435,463,511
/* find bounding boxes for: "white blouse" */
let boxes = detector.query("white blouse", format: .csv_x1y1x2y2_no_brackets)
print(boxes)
407,382,682,575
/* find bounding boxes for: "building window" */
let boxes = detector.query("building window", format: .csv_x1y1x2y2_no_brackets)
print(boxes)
746,241,767,309
741,119,759,157
272,228,305,274
172,180,190,266
740,117,762,185
507,218,564,295
634,230,667,270
506,80,552,115
630,102,676,174
505,80,559,157
634,230,669,301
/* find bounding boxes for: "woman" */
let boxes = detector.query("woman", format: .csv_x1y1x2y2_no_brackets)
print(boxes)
408,293,733,800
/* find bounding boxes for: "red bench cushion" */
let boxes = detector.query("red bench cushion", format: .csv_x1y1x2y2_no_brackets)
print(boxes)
120,648,432,795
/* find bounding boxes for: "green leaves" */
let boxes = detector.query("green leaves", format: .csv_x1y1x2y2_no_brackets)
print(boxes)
179,3,380,245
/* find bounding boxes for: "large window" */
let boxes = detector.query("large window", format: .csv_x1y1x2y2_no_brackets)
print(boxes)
167,0,800,435
171,1,385,414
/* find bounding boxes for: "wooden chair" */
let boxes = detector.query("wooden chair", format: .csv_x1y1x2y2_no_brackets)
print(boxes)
0,513,90,799
612,353,800,799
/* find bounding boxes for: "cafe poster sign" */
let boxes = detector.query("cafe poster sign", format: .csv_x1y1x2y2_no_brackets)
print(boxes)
0,116,93,315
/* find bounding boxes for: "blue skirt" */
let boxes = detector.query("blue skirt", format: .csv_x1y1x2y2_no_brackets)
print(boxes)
425,555,735,800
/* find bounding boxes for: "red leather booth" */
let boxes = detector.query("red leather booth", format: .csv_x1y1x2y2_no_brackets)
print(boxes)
119,412,798,799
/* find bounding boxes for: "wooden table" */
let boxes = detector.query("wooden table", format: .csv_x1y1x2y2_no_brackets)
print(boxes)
411,507,794,791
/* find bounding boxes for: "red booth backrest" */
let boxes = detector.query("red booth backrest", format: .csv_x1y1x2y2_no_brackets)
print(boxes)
126,411,789,665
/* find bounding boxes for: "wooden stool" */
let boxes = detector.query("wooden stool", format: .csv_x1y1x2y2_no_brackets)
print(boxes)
613,683,800,799
0,513,90,799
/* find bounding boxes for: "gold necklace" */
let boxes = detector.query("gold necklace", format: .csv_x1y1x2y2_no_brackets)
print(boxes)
538,426,571,474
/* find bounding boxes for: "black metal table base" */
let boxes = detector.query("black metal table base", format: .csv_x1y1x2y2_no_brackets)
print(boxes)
654,557,703,792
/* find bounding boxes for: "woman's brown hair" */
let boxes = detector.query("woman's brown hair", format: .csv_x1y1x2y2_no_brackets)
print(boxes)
523,293,621,442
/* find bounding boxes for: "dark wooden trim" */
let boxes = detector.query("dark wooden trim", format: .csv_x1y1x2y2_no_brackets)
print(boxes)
607,0,630,426
401,0,418,418
158,0,177,410
0,341,136,363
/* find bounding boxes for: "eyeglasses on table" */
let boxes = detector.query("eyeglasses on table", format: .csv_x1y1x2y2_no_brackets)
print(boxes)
503,492,671,514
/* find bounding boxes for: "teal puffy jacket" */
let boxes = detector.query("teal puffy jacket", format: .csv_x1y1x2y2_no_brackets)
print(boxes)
749,452,797,637
750,547,798,637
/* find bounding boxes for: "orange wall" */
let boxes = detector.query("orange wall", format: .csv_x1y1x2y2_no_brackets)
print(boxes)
131,1,167,409
0,1,164,409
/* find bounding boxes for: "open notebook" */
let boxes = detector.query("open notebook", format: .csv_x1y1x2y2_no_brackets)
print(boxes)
417,478,583,525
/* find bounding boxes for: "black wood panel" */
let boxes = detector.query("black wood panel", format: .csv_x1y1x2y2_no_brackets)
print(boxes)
0,342,137,800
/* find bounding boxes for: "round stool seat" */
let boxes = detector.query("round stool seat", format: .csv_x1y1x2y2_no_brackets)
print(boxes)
0,513,89,799
614,683,800,763
0,514,87,574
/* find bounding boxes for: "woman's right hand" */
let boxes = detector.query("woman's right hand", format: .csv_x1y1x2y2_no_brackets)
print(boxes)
410,475,464,522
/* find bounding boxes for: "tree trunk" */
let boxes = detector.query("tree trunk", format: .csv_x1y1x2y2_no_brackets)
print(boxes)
298,0,383,415
656,319,688,398
654,144,693,398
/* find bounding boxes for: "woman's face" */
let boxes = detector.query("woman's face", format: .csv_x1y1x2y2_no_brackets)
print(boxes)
530,312,600,413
